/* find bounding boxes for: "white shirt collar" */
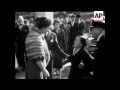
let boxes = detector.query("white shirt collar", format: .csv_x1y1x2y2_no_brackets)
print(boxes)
64,24,67,28
71,21,75,26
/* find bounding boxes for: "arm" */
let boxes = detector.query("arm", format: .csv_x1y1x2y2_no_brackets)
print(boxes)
36,58,46,71
68,25,71,45
82,48,94,72
26,33,49,77
53,33,68,59
62,30,67,52
85,48,94,60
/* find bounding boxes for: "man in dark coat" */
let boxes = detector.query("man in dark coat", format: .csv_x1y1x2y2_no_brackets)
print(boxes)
68,14,76,27
74,15,84,35
15,16,29,71
60,17,71,53
45,29,69,79
89,19,105,79
68,15,78,55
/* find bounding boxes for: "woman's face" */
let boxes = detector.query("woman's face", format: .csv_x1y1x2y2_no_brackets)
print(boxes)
73,36,82,48
54,23,60,30
41,26,50,34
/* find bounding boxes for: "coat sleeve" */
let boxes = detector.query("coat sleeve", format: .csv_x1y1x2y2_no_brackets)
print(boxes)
62,30,67,52
82,49,94,72
52,33,67,59
26,32,45,62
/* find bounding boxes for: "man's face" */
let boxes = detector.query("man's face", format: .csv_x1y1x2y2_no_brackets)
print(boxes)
54,23,60,30
17,17,24,25
42,26,50,34
59,18,64,23
71,17,76,22
90,28,100,39
76,17,80,22
63,18,68,24
29,18,33,23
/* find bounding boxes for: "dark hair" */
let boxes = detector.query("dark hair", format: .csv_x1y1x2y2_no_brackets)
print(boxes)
35,17,52,29
24,19,29,24
59,15,64,18
53,20,60,25
76,15,81,18
80,36,87,47
71,15,76,18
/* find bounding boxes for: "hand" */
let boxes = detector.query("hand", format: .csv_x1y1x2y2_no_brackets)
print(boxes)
90,71,93,75
42,69,50,78
78,62,84,69
66,54,70,58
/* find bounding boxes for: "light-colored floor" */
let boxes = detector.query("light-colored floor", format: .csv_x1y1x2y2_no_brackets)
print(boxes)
15,62,71,79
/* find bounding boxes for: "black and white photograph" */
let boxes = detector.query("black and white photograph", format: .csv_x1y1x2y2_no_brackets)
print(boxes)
15,11,105,79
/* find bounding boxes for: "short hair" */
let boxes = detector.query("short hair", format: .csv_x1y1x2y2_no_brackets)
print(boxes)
78,35,87,47
80,36,87,47
24,19,29,23
53,20,60,25
71,15,76,18
59,15,64,18
76,15,81,18
18,15,24,22
35,17,52,29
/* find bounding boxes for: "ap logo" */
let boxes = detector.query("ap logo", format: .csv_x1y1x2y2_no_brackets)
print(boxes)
94,11,104,21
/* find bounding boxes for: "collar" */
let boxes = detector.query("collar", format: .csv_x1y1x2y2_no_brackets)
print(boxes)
64,24,67,27
97,33,104,41
73,47,81,55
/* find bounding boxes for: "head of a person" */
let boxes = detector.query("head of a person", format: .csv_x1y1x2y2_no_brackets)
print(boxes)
35,16,52,34
73,35,87,49
76,15,81,22
24,19,29,26
71,15,76,22
17,16,24,25
29,17,33,23
90,21,105,39
90,27,103,39
53,20,60,30
63,17,68,24
59,15,64,24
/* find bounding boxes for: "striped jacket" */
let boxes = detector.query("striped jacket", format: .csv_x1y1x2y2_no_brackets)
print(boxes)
25,28,50,67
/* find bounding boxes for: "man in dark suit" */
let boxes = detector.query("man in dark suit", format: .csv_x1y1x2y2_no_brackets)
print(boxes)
15,16,29,71
60,17,71,53
89,19,105,79
68,14,76,27
74,15,84,35
45,29,69,79
68,15,78,55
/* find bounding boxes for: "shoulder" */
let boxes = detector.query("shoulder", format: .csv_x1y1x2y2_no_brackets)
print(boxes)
51,30,56,36
26,30,42,42
67,24,70,27
68,22,71,24
52,29,56,33
60,24,64,27
74,22,77,24
59,29,64,33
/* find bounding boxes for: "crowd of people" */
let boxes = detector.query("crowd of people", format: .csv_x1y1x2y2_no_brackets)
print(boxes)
15,13,105,79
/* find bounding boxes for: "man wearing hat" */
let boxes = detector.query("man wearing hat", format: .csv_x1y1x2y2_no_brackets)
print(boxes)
89,19,105,79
